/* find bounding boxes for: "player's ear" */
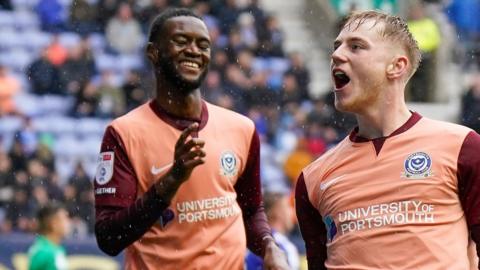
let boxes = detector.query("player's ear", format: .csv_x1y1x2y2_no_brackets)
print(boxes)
146,42,159,64
386,55,408,80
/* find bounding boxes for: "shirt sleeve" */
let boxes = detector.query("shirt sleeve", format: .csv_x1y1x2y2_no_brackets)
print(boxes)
94,126,169,256
457,131,480,268
295,173,327,270
234,129,272,257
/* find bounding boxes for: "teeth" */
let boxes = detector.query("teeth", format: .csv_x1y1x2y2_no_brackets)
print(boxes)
181,61,200,68
334,71,345,76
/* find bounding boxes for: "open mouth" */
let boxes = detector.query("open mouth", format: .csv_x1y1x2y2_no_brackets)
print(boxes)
333,70,350,90
179,60,201,71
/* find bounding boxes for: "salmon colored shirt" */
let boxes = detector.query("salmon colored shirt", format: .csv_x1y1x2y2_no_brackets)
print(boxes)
94,100,271,270
296,112,480,270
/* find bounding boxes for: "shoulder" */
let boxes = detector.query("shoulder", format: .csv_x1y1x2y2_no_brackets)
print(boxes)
206,102,255,129
416,117,473,141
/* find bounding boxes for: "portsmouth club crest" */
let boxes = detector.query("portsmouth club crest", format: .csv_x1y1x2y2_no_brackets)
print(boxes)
402,152,433,179
219,150,239,181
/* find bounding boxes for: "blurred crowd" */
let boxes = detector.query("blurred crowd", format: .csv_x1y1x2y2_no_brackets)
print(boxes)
0,0,479,258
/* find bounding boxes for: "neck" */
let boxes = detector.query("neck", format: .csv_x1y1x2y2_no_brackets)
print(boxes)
355,85,411,139
155,77,203,119
44,232,62,245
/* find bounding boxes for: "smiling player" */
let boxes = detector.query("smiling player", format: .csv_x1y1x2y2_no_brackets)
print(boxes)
295,10,480,269
93,8,288,270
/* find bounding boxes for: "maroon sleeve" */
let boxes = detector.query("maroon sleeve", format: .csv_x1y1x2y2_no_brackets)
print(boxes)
234,129,272,257
295,173,327,270
94,126,169,256
457,131,480,268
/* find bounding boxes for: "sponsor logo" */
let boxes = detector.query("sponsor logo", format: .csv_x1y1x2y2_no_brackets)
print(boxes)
402,152,433,179
151,163,173,175
323,215,337,242
320,175,346,191
95,152,114,185
95,187,116,195
219,151,238,181
176,195,240,224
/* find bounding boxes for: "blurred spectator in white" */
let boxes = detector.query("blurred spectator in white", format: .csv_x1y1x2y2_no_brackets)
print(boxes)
122,70,147,111
461,72,480,133
36,0,66,32
0,65,21,116
106,3,143,54
245,192,299,270
69,0,99,35
96,70,125,118
407,2,441,102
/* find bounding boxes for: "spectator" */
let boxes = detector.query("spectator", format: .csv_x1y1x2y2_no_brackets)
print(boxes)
27,202,70,270
3,186,34,233
218,0,240,34
257,15,284,57
0,65,21,116
407,2,441,102
461,72,480,133
279,73,306,107
139,0,169,32
286,52,311,98
46,35,69,67
69,0,99,35
105,3,143,54
71,81,99,117
35,0,65,32
58,40,96,96
0,151,15,208
96,70,125,118
27,49,62,95
122,70,147,111
245,192,300,270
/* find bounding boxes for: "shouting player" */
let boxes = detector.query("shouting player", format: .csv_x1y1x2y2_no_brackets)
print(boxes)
295,10,480,269
93,8,289,270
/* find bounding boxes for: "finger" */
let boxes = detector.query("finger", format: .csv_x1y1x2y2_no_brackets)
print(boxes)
175,123,199,148
183,158,205,169
177,138,205,155
178,149,206,163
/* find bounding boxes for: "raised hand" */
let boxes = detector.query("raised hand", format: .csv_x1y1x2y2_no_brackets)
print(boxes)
170,122,206,183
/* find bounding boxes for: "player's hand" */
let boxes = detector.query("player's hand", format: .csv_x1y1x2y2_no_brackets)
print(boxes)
263,239,290,270
170,123,206,183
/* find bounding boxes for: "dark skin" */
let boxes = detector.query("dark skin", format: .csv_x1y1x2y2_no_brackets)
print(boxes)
146,16,290,270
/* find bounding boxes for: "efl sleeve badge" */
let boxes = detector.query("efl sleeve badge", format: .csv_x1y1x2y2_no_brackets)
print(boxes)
95,151,115,185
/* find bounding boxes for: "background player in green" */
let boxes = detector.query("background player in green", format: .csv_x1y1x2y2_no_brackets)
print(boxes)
28,202,71,270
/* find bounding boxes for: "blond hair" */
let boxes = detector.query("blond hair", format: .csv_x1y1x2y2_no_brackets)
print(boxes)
341,10,421,79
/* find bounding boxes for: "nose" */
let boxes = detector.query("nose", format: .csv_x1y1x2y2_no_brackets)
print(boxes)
331,45,347,65
184,42,201,56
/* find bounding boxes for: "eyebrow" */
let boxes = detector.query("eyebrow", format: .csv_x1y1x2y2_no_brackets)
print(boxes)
333,36,368,48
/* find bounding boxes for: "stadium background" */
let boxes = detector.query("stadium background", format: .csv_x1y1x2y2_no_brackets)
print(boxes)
0,0,479,269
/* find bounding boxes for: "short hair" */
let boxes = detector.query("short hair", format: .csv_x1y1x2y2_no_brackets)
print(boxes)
148,8,202,44
37,201,64,234
341,10,421,78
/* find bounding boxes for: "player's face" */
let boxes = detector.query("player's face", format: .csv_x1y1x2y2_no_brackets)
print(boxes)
331,20,394,113
157,16,211,93
51,209,71,238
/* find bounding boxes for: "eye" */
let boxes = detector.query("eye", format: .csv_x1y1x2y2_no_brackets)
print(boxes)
198,41,211,51
172,37,188,46
351,44,361,51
